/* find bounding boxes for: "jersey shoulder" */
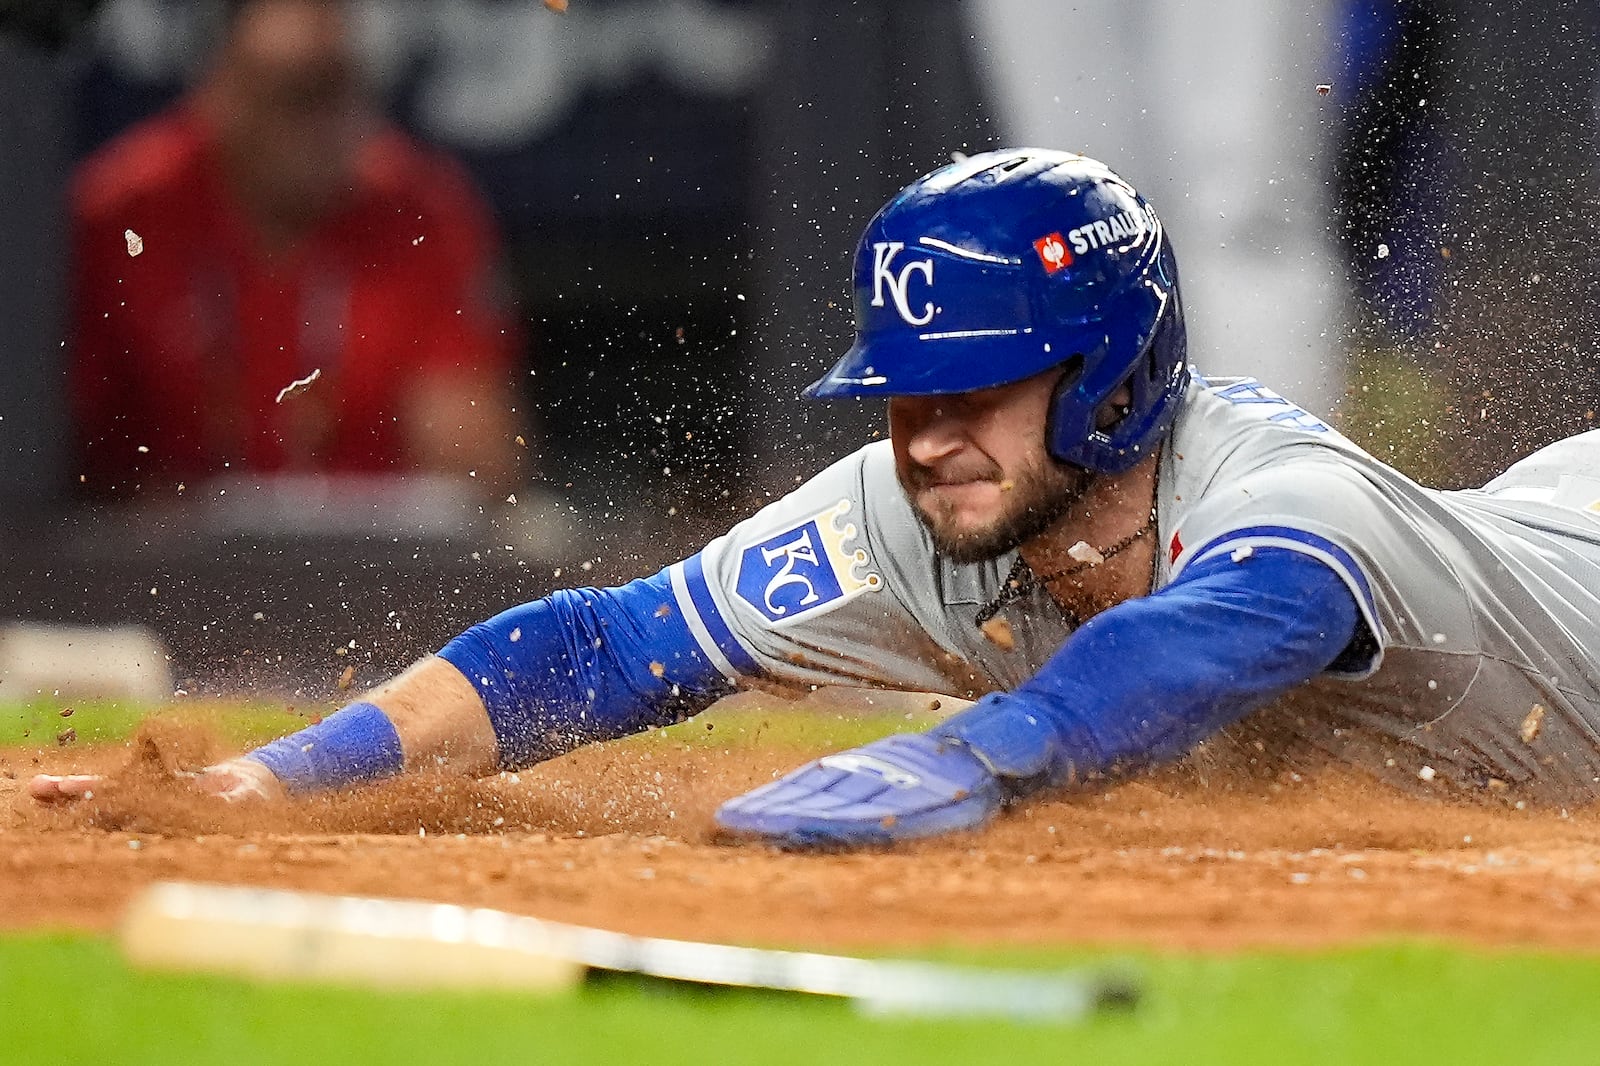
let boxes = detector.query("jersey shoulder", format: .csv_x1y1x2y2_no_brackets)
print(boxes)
1163,375,1375,517
692,443,894,630
1168,374,1356,468
73,107,209,224
673,441,1046,696
1164,372,1393,533
357,129,496,235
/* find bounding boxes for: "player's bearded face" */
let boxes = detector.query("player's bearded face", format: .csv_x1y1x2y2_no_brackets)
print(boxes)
889,372,1091,564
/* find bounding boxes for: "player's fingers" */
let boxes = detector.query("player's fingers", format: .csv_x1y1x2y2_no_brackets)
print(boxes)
189,761,284,803
210,777,272,803
27,773,104,802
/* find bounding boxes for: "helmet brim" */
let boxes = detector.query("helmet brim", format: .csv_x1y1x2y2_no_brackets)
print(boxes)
803,327,1066,400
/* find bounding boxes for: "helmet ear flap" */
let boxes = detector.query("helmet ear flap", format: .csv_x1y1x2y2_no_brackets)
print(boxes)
1044,354,1137,466
1122,294,1181,434
1044,355,1088,461
1045,285,1188,473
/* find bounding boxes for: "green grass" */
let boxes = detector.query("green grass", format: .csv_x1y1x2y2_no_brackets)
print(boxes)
0,697,310,750
4,934,1597,1065
0,693,942,756
656,695,946,749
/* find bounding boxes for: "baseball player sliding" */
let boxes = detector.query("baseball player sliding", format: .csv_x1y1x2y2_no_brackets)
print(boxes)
34,149,1600,847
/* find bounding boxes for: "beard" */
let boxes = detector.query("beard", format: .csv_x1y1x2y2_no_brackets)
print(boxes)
900,451,1092,564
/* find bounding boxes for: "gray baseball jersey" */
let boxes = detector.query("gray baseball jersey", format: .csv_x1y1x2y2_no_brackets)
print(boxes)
668,374,1600,801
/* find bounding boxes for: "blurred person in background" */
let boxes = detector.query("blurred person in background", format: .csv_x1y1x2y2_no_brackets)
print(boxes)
69,0,525,500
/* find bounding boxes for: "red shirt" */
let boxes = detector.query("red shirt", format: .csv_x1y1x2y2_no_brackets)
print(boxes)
70,105,517,493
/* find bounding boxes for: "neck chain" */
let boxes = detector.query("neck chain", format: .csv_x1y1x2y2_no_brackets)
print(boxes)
974,510,1157,628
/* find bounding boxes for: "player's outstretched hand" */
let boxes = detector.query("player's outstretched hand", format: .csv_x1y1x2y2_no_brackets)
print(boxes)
25,773,102,802
28,758,286,805
714,733,1003,849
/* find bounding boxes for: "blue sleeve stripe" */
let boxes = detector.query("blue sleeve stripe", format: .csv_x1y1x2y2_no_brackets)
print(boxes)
1180,524,1385,666
671,554,761,679
1184,525,1374,610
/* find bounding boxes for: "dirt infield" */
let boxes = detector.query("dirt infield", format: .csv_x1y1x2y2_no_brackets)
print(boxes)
9,720,1600,954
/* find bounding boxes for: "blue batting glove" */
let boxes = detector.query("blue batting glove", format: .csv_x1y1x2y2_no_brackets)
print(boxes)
714,733,1004,848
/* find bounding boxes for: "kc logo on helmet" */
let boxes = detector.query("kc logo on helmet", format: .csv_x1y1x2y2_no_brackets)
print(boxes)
1033,232,1072,273
870,242,936,326
735,500,882,626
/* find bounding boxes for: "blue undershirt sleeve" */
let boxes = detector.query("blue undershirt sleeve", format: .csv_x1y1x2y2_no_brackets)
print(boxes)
934,545,1367,789
243,701,404,796
437,567,735,770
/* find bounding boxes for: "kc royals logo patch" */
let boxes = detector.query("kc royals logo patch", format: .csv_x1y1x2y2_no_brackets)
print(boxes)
735,500,883,626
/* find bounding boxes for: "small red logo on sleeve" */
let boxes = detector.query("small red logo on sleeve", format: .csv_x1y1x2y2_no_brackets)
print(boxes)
1033,232,1072,273
1169,532,1183,565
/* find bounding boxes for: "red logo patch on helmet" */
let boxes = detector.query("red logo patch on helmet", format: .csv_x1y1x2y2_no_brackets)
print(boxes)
1033,232,1072,273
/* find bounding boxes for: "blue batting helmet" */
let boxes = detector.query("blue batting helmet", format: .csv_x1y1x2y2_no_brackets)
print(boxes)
806,148,1188,474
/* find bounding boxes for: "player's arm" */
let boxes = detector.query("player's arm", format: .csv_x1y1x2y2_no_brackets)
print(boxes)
33,445,888,806
32,567,734,802
248,567,733,794
934,542,1369,781
715,543,1367,846
29,655,495,803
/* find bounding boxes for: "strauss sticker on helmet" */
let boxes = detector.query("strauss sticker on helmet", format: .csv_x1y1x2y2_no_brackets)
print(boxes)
1033,232,1072,273
1067,205,1159,255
